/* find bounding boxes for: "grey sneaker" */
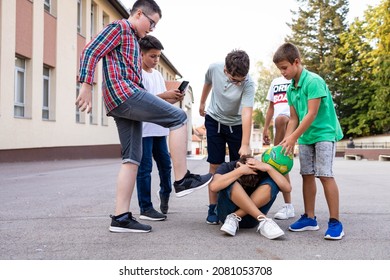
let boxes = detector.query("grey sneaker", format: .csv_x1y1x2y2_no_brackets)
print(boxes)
156,190,170,214
140,208,167,221
174,171,213,198
160,194,169,214
220,213,242,236
109,212,151,233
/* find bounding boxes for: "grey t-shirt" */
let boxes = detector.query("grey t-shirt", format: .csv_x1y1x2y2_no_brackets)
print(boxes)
205,62,255,126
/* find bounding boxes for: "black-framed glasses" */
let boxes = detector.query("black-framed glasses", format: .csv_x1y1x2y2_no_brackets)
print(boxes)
224,69,246,85
142,11,156,30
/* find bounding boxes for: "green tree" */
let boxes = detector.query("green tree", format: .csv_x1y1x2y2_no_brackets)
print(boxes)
286,0,349,79
368,0,390,133
332,0,390,136
253,61,280,128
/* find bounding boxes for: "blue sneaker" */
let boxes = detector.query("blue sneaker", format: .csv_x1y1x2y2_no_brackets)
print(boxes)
324,219,344,240
206,204,219,225
289,214,320,231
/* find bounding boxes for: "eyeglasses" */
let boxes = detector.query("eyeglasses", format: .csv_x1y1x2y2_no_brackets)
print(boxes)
224,69,246,85
142,11,156,30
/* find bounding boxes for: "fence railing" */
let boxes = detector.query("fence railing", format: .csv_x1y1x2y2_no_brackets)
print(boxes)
337,141,390,152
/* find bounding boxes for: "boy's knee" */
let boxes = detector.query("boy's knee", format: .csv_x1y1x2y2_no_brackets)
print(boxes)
274,115,289,128
177,109,187,122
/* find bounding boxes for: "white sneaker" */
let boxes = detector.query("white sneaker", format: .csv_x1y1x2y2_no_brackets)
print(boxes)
220,213,242,236
274,204,295,220
257,217,285,239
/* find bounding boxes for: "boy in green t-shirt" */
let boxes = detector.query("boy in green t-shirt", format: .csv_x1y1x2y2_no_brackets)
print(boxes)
273,43,344,240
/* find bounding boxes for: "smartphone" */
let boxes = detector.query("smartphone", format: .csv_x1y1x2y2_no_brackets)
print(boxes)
178,81,189,93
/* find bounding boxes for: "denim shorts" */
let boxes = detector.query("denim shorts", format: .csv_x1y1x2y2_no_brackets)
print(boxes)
205,114,242,164
299,141,336,177
216,177,280,228
107,90,187,165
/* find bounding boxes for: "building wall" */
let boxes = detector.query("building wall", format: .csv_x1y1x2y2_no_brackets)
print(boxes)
0,0,190,162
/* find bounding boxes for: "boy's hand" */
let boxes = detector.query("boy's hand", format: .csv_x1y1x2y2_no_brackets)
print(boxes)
263,131,271,145
75,83,93,113
163,89,184,104
246,158,269,172
280,136,296,155
238,144,251,157
199,103,206,117
236,161,257,175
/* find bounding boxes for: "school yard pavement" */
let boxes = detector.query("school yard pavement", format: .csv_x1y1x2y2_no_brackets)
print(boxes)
0,156,389,260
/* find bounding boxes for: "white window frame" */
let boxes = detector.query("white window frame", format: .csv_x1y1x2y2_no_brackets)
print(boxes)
77,0,82,34
90,3,95,39
42,66,50,120
101,96,108,126
14,57,26,118
44,0,51,13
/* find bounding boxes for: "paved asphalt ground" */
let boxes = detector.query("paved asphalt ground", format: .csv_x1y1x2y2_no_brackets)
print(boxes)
0,156,389,261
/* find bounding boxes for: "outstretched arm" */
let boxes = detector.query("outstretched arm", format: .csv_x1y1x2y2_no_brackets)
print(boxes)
199,83,212,117
280,98,320,155
239,106,253,156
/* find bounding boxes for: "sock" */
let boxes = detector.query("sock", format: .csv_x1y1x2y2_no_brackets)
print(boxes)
329,218,339,223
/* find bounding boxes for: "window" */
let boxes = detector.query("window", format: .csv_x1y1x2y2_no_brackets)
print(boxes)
102,12,109,28
44,0,51,12
42,67,50,120
89,84,98,125
77,0,82,34
90,3,95,39
101,96,108,126
76,83,87,124
14,57,26,117
76,83,81,123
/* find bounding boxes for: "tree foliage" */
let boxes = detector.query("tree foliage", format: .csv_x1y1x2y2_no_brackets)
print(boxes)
286,0,349,78
332,0,390,136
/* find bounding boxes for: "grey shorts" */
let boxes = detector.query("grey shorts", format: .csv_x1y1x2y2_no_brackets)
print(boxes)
107,90,187,165
299,141,336,177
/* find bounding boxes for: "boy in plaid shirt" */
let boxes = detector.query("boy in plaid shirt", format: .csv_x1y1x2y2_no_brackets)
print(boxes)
76,0,212,233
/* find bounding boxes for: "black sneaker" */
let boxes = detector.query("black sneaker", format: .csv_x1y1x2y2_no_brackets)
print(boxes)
140,208,167,221
159,194,169,214
174,171,213,198
109,212,152,233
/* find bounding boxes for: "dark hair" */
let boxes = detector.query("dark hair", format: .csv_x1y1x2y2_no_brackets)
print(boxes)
236,155,261,189
225,49,250,77
130,0,162,19
273,42,301,64
139,35,164,52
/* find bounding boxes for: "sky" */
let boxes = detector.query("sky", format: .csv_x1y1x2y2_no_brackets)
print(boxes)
120,0,381,125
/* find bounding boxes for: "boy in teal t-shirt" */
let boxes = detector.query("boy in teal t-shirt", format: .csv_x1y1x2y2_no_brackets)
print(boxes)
273,42,344,240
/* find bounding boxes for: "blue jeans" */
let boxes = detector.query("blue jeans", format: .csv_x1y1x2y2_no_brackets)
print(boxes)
136,136,172,212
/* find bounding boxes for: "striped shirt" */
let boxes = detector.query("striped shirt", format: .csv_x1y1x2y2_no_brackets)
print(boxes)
78,19,143,113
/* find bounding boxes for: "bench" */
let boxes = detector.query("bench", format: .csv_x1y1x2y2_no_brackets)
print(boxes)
378,155,390,161
344,154,362,160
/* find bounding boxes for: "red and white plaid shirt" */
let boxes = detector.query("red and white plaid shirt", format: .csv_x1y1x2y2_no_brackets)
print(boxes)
78,19,143,113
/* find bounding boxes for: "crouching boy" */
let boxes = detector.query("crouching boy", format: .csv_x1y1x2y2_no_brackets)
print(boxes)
209,156,291,239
